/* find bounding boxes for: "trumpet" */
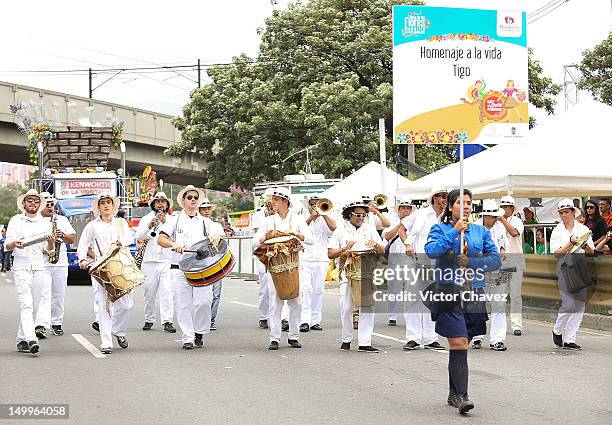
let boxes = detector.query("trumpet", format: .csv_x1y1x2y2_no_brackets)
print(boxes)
315,198,333,216
373,194,387,210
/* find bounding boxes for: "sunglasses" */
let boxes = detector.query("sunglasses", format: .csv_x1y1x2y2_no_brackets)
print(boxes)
184,195,199,201
24,198,41,204
46,202,55,207
351,212,367,218
586,205,595,210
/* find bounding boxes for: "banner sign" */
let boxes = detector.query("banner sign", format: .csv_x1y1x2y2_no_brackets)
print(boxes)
393,6,528,144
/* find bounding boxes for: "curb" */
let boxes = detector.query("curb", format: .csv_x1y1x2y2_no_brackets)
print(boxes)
523,305,612,332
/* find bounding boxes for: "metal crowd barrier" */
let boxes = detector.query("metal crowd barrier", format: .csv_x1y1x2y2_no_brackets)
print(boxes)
523,223,557,255
226,236,258,280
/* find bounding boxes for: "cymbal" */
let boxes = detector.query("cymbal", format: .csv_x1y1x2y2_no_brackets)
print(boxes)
569,231,592,253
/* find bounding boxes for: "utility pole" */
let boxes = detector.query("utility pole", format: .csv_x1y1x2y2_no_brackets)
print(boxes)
197,59,201,89
88,68,93,99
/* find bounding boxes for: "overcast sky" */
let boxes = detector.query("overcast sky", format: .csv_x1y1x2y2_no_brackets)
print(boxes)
0,0,610,118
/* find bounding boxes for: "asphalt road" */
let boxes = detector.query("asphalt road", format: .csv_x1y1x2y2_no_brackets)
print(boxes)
0,271,610,425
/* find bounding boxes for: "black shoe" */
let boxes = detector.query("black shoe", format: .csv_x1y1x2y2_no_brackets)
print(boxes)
210,320,217,331
259,319,269,329
28,341,39,355
358,345,379,353
403,340,419,351
183,342,194,350
116,336,128,349
352,321,358,330
310,324,323,331
194,333,203,348
424,341,445,350
92,321,100,332
17,341,30,353
35,326,47,340
268,341,279,350
472,340,482,349
142,322,153,330
164,322,177,333
563,342,582,350
288,339,301,348
490,342,508,351
447,388,459,407
388,319,397,326
552,331,563,347
281,319,289,332
340,342,351,351
513,329,522,336
100,347,112,354
299,323,310,332
51,325,64,336
456,394,474,415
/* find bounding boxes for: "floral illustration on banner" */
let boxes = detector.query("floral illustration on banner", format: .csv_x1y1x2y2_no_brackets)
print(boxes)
396,129,468,144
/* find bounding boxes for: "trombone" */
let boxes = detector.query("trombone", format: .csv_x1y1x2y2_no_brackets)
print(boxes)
315,198,333,216
372,194,387,210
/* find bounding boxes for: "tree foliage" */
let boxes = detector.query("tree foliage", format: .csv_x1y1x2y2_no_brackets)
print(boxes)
578,33,612,105
528,48,562,128
0,185,25,226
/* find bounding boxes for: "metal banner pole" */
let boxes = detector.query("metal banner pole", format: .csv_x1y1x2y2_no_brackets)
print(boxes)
379,118,386,195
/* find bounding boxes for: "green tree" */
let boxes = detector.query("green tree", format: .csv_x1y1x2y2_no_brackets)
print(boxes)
578,33,612,105
0,185,25,225
528,48,562,128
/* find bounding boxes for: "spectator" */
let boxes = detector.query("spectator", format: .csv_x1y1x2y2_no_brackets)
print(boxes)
534,228,551,255
573,198,584,223
0,227,7,272
522,206,538,253
595,230,612,254
599,198,612,229
116,209,127,219
583,199,607,245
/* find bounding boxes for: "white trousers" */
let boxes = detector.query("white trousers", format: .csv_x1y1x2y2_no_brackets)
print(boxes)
474,279,508,344
553,272,586,344
46,266,68,326
509,268,524,331
257,261,270,320
171,269,213,344
141,261,174,324
300,261,327,325
14,269,51,343
340,281,374,346
93,280,133,349
267,275,301,342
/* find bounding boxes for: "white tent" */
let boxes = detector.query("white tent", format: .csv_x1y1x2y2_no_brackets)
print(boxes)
320,161,413,207
398,100,612,200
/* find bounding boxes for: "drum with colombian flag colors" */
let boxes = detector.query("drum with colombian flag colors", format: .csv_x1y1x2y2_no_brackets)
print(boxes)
179,239,235,287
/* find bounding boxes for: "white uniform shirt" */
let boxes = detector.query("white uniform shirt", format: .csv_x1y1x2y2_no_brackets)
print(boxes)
550,220,595,254
77,217,133,261
43,214,76,267
367,211,389,231
502,214,525,267
158,212,223,265
252,210,313,251
134,211,172,263
406,206,442,253
476,219,508,253
328,221,384,282
5,213,52,271
303,216,333,262
251,209,266,230
383,214,410,255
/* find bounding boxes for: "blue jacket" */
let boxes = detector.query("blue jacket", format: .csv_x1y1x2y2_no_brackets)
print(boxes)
425,222,501,288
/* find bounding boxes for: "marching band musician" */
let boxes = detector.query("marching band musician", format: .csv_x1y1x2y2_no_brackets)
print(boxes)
157,185,223,350
401,187,448,351
40,192,76,336
135,192,176,333
5,189,54,354
382,198,414,326
301,195,336,332
252,187,313,350
473,199,509,351
78,193,134,354
198,197,225,330
252,188,275,329
328,199,385,353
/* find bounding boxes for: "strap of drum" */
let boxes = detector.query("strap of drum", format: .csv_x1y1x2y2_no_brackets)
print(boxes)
202,219,208,237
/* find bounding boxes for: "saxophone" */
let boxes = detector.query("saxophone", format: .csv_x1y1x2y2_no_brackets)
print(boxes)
134,210,163,269
48,213,62,264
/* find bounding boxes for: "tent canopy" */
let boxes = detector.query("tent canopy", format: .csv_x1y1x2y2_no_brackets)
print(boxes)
398,100,612,200
320,161,413,207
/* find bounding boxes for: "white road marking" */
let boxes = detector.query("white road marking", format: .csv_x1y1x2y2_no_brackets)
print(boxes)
523,319,612,338
230,301,258,308
72,334,106,358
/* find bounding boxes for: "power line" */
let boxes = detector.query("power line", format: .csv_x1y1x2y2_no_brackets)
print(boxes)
528,0,563,18
528,0,570,24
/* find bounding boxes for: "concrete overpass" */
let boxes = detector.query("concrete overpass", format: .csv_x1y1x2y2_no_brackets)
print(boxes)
0,80,206,185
